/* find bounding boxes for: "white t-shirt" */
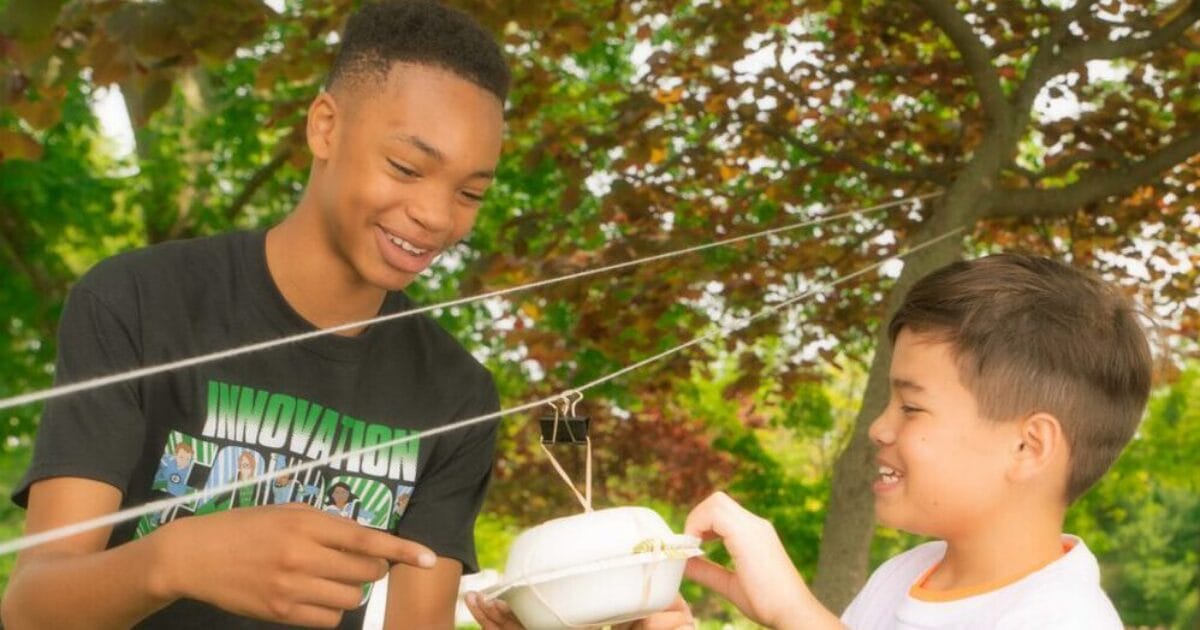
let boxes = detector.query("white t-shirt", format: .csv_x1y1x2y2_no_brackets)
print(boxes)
840,536,1122,629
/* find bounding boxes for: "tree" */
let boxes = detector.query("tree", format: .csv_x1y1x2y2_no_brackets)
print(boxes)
2,0,1198,617
473,0,1200,607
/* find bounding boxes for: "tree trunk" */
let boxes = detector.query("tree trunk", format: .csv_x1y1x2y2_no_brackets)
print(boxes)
808,223,962,610
811,122,1020,610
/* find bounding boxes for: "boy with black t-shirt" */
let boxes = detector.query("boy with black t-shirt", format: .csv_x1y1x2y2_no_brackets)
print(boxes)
3,1,509,627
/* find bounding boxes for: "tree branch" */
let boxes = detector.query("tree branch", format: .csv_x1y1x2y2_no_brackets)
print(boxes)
1007,146,1129,183
986,130,1200,218
1051,1,1200,76
0,223,46,296
913,0,1011,122
0,208,66,301
224,132,299,224
0,204,68,341
764,126,953,185
989,39,1028,57
1010,2,1094,111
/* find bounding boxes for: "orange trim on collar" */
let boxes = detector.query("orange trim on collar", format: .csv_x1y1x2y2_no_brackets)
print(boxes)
908,541,1074,603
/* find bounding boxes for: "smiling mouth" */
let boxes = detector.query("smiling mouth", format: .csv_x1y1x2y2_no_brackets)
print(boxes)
381,228,433,256
878,465,903,485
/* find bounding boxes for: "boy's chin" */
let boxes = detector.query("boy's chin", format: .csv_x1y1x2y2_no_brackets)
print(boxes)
361,265,420,293
874,503,938,537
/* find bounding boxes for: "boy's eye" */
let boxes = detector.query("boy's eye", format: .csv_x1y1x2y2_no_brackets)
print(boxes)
387,159,420,178
461,191,485,203
900,404,922,415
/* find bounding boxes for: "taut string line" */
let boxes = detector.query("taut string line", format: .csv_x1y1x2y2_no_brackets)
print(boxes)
0,226,963,556
0,191,941,412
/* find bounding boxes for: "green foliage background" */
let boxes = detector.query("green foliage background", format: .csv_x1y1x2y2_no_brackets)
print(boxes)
0,0,1198,626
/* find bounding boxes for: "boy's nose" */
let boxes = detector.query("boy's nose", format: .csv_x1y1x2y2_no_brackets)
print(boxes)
406,199,454,236
868,411,894,445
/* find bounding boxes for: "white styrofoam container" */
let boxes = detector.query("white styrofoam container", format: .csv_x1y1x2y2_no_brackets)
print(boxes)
483,507,702,629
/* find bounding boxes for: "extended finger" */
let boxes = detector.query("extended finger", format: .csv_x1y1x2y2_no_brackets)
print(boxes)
304,545,391,585
312,518,436,568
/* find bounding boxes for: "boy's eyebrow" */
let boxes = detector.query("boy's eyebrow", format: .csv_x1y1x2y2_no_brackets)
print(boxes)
395,133,445,162
890,378,925,393
393,133,495,180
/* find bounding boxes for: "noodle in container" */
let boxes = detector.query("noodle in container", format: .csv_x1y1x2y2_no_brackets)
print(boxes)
481,506,702,629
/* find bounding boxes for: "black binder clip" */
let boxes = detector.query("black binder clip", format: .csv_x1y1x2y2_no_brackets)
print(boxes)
539,391,589,444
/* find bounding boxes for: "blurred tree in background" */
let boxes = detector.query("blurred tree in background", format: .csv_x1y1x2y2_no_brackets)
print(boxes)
1,0,1198,625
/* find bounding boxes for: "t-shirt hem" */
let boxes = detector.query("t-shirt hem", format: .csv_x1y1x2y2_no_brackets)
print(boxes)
436,545,479,575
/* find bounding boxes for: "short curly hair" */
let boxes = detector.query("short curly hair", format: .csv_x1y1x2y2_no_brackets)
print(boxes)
326,0,510,102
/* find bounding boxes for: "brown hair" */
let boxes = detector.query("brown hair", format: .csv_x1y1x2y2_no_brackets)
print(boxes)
888,254,1152,502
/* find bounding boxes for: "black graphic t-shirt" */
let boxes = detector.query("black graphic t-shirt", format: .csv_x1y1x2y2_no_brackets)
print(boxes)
14,230,500,628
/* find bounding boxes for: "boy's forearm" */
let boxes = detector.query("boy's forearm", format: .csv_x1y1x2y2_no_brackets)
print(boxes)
1,528,177,629
772,591,847,630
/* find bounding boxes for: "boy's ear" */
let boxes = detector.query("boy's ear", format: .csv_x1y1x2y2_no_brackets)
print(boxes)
1009,412,1066,483
307,91,340,161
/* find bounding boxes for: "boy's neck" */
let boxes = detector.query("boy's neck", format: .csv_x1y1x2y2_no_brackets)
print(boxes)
926,504,1067,592
265,203,388,336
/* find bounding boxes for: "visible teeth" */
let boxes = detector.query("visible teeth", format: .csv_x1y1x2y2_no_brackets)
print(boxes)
387,233,428,255
878,465,902,482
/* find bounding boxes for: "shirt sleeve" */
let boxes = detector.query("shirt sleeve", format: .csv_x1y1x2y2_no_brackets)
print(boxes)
391,371,499,574
12,284,147,507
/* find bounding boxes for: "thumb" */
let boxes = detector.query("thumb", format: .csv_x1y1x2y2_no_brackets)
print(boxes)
684,556,739,601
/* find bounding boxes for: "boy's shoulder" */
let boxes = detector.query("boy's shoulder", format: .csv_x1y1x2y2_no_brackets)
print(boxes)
991,537,1121,628
841,540,947,624
76,231,249,297
844,537,1122,629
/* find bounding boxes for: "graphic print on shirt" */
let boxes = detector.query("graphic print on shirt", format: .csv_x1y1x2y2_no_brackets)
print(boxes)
193,446,267,514
392,484,415,525
266,453,322,506
135,380,423,541
323,476,392,529
139,433,220,533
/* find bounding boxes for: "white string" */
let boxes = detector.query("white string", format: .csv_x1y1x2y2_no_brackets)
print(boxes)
538,438,593,512
0,191,941,412
538,397,594,511
0,227,962,557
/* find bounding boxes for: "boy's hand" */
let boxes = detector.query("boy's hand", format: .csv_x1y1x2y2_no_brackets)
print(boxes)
464,593,694,629
156,503,436,627
683,492,814,629
615,595,695,629
463,591,521,630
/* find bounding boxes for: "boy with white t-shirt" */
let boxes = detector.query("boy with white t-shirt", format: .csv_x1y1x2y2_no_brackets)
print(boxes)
469,254,1150,629
686,254,1149,629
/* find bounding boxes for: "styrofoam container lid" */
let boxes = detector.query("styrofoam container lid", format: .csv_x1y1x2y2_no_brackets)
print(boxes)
482,507,702,629
500,506,690,581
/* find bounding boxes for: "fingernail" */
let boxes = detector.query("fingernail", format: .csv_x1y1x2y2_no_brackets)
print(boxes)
419,552,436,567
